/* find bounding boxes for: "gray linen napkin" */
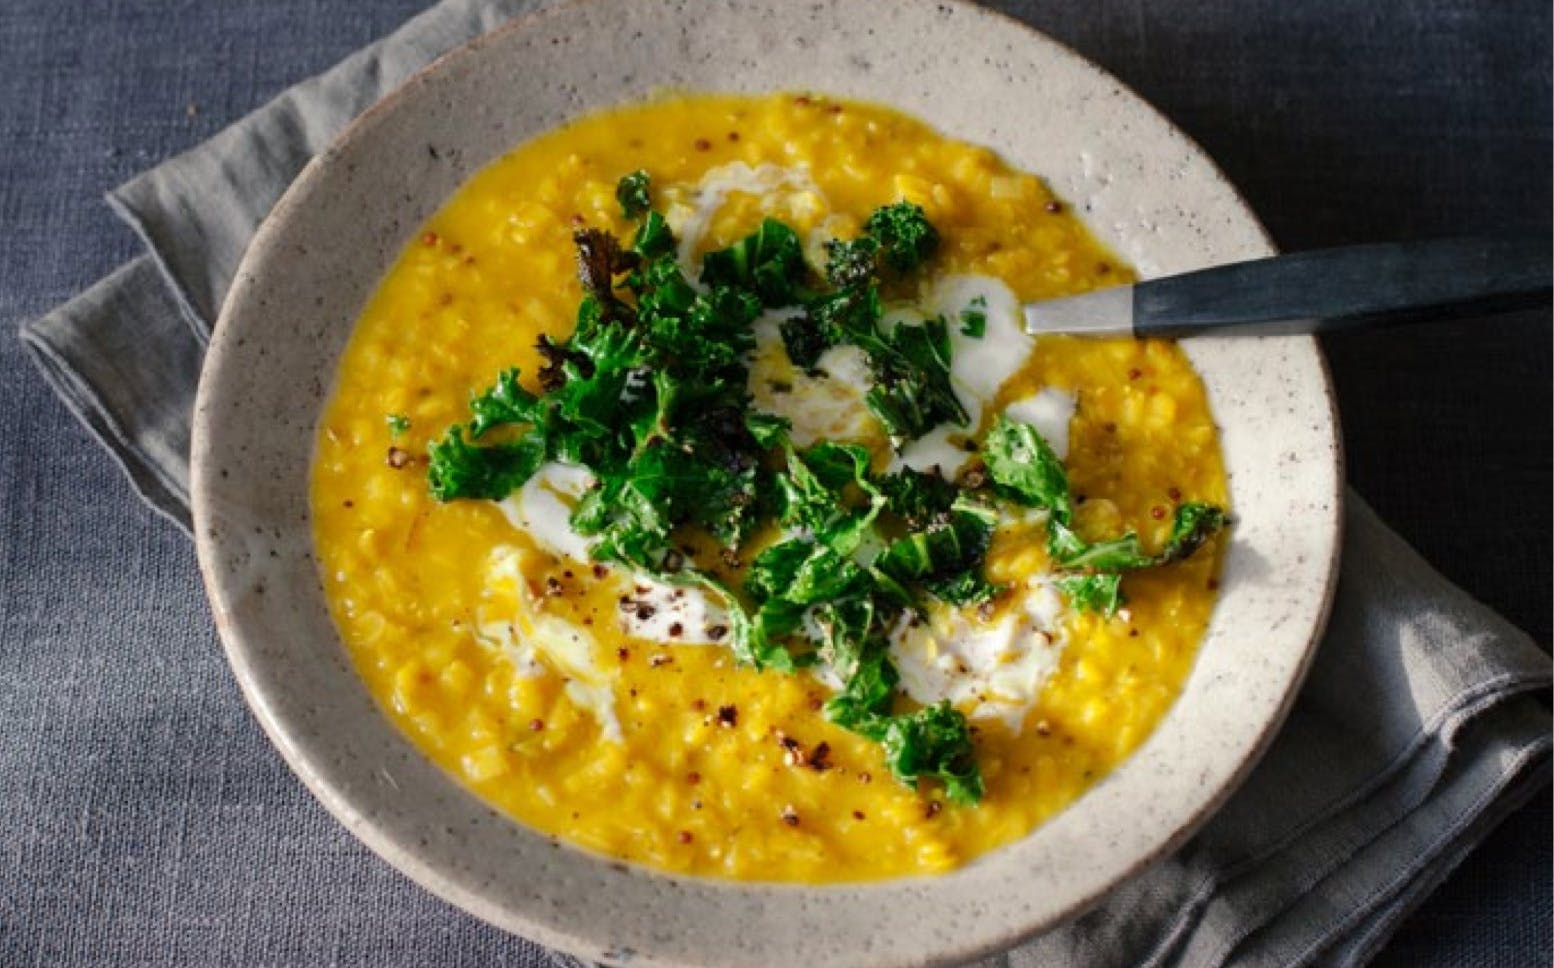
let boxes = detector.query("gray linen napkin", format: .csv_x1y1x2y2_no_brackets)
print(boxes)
18,1,1551,965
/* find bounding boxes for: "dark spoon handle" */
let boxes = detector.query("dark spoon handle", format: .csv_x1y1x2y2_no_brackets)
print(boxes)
1134,237,1552,339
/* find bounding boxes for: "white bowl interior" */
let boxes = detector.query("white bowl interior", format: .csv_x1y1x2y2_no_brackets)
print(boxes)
192,2,1341,966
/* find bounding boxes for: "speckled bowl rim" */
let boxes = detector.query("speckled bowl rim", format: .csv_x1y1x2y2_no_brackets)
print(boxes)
191,2,1343,966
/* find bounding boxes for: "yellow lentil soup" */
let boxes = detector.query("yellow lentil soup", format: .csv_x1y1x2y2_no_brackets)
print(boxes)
311,93,1227,882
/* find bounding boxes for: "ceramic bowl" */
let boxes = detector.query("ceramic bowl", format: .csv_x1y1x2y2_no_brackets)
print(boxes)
191,1,1342,965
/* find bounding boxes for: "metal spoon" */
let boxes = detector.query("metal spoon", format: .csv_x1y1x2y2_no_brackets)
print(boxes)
1023,237,1551,338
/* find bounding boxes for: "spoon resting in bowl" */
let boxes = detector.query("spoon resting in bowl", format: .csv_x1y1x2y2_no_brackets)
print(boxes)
1024,236,1551,338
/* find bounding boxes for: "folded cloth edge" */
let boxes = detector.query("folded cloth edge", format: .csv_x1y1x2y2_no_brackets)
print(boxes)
1188,699,1553,967
1330,746,1552,966
1318,730,1552,966
18,256,198,534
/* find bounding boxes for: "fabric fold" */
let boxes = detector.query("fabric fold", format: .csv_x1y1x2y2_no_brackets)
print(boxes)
18,256,201,531
14,1,1550,965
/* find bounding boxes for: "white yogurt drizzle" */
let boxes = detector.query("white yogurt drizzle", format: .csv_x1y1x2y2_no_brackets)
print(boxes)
665,162,828,279
888,579,1067,734
498,461,729,647
477,547,623,742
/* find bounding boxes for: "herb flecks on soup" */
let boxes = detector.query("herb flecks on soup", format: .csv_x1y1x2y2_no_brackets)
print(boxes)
312,93,1228,882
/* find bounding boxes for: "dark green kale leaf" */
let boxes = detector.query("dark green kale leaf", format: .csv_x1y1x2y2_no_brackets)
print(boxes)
805,595,877,680
865,201,940,273
821,643,984,803
743,411,791,449
570,469,672,572
1159,502,1229,564
864,316,969,447
876,467,958,530
427,425,547,501
875,701,983,805
982,415,1073,525
544,296,645,452
921,570,1002,607
1049,529,1150,572
1054,573,1124,617
778,313,831,371
780,283,882,371
744,536,884,678
822,201,937,284
796,440,875,491
745,539,872,606
642,283,762,374
1054,502,1227,572
823,638,898,728
725,606,794,672
700,217,806,307
632,210,675,259
959,296,987,338
823,235,880,289
636,439,749,534
689,284,765,349
608,407,764,551
428,370,552,500
685,408,769,544
615,169,651,219
983,416,1227,614
875,499,1001,606
754,597,807,643
775,442,885,557
468,368,545,437
568,378,760,570
631,256,698,324
685,572,796,673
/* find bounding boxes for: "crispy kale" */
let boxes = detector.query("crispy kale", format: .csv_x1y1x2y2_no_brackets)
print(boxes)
468,368,545,437
615,169,652,219
427,425,547,501
874,702,983,805
428,186,1228,807
1053,573,1124,618
875,498,1001,606
632,210,674,259
822,635,897,725
700,218,806,307
862,315,968,447
982,415,1074,524
876,466,959,529
959,296,988,338
823,236,881,289
786,204,964,447
983,415,1227,614
748,440,991,801
1053,502,1228,572
865,201,940,272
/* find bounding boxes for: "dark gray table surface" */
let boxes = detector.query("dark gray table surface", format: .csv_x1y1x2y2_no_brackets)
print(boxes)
1,1,1548,965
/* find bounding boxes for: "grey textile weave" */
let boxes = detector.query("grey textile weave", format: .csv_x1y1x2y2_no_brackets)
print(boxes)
13,0,1552,965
